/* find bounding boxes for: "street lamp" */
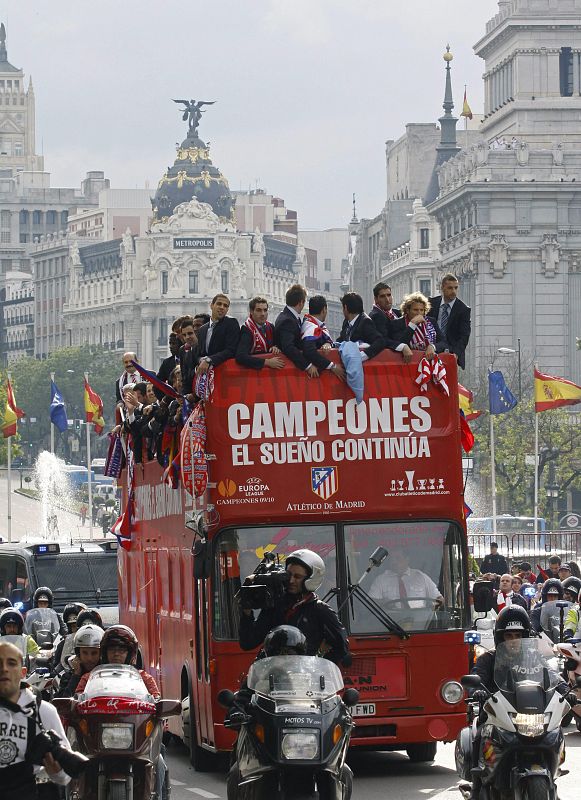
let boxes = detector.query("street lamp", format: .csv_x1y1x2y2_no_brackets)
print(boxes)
545,461,559,531
497,338,522,400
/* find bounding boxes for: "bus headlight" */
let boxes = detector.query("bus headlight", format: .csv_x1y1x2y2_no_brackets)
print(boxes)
281,730,319,760
100,723,133,749
441,681,464,705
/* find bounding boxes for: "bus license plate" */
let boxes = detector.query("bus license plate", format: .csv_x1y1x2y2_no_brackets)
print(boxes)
353,703,375,717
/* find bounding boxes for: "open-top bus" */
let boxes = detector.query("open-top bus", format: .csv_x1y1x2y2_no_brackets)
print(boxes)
118,350,471,769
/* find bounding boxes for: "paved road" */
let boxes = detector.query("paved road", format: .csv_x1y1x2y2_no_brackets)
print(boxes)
0,473,93,542
165,727,581,800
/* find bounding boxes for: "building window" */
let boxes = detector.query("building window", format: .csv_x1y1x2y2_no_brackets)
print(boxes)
161,271,168,294
159,318,168,342
46,210,57,225
324,282,330,292
419,279,431,297
61,211,68,227
560,47,574,97
32,210,42,225
19,209,28,226
1,231,10,243
420,228,430,249
221,270,229,293
189,270,199,294
14,141,22,156
324,258,332,272
19,233,28,243
1,210,10,228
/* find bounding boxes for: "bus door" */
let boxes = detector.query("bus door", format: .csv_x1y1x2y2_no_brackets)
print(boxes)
144,549,161,687
193,576,213,747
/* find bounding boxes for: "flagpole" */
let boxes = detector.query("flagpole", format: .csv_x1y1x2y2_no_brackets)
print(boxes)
50,372,55,455
490,411,498,538
84,372,93,541
534,400,539,537
6,371,12,543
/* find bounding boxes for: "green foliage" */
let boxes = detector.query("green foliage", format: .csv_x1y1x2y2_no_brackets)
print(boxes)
3,346,120,457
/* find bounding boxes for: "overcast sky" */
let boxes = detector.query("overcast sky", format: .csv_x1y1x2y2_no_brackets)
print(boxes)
5,1,499,228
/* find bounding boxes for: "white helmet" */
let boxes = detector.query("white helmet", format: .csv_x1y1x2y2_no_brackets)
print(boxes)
74,623,104,651
285,549,325,592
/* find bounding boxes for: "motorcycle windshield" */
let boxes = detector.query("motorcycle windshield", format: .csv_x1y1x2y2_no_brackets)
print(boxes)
494,638,560,693
83,664,154,700
246,656,344,699
539,600,571,638
26,608,59,636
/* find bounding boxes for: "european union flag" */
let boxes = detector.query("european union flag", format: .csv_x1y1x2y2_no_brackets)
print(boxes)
50,380,68,433
488,370,518,415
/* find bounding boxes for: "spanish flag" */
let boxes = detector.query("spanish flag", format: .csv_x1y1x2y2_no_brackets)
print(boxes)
1,378,25,438
458,383,481,421
84,379,105,434
461,87,473,120
534,368,581,412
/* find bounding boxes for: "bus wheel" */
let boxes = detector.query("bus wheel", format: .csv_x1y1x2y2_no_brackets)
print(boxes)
182,694,216,772
406,742,437,763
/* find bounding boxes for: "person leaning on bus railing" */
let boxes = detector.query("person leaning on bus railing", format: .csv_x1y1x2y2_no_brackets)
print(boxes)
238,549,350,666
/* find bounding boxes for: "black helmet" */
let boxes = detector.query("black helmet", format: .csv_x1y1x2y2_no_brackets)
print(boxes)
63,602,87,630
562,576,581,601
494,605,531,646
76,608,104,630
100,625,139,665
0,608,24,635
263,625,308,656
33,586,53,607
541,578,563,603
0,598,12,611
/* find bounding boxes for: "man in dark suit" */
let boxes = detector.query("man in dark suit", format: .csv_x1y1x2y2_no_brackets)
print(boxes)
369,281,413,356
178,317,198,397
154,332,181,399
274,284,319,378
301,295,345,381
337,292,384,360
236,296,285,371
427,273,471,370
196,293,240,377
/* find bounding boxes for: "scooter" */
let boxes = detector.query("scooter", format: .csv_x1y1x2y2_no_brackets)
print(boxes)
219,654,358,800
555,638,581,733
53,663,181,800
455,638,571,800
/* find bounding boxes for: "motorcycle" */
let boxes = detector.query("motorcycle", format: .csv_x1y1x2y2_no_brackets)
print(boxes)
53,663,181,800
219,655,359,800
455,638,571,800
555,638,581,733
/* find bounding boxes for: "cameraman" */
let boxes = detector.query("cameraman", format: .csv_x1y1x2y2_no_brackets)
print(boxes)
239,549,350,665
0,641,71,799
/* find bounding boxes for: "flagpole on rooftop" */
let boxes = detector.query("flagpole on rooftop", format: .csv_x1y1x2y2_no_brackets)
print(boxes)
6,371,12,543
50,372,55,454
84,372,93,541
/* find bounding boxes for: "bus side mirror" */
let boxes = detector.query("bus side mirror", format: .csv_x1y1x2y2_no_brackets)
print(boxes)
473,581,494,613
193,539,209,580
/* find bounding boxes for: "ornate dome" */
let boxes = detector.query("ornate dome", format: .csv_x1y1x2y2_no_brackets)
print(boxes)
152,102,234,224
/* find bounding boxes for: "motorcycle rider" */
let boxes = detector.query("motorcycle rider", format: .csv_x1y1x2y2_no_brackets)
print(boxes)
239,549,350,665
0,608,41,660
75,608,104,630
53,602,87,672
23,588,65,641
468,606,574,799
564,584,581,639
0,597,13,611
530,577,563,635
57,624,104,698
0,641,71,799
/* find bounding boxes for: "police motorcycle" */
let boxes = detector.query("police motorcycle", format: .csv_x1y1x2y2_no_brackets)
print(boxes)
456,617,573,800
555,636,581,733
220,626,358,800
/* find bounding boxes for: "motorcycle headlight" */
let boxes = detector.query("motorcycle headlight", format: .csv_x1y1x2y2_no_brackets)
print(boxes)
281,729,319,760
441,681,464,705
512,713,545,738
100,723,134,750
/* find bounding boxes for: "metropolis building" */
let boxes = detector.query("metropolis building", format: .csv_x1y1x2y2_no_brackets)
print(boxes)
62,109,306,367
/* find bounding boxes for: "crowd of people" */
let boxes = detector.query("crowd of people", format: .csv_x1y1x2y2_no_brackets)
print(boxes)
110,275,471,467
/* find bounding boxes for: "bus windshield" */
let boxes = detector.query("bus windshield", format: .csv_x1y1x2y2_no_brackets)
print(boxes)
212,521,467,639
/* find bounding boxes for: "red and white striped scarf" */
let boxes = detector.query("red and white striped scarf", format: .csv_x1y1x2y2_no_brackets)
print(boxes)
415,356,449,396
406,316,437,350
245,317,273,354
373,302,396,321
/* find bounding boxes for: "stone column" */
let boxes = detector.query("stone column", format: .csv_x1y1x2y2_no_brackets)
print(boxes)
574,51,581,96
143,318,154,367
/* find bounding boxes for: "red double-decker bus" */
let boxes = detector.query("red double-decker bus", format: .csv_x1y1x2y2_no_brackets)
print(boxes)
118,351,471,770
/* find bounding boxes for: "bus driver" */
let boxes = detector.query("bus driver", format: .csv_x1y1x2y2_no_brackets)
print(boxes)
369,548,444,609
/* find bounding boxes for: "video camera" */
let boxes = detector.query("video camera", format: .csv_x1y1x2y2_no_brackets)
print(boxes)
27,728,89,778
237,552,289,610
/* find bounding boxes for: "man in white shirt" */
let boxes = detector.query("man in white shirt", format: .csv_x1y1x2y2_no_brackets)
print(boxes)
369,549,444,609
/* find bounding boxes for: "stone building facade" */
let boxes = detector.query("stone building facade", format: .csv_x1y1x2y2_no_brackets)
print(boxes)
0,269,33,365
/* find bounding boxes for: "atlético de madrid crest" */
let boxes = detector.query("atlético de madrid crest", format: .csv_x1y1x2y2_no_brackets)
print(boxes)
311,467,338,500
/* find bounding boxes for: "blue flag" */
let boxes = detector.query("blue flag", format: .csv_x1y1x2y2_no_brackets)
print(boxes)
50,380,68,433
488,370,518,415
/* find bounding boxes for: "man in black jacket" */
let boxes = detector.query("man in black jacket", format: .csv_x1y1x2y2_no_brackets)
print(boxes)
196,294,240,377
236,296,285,371
177,317,198,397
428,273,471,370
274,284,319,378
239,549,349,666
337,292,384,360
480,543,509,576
154,333,181,399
